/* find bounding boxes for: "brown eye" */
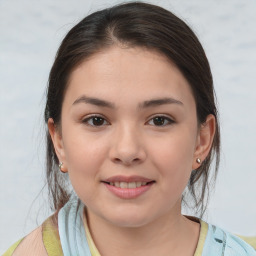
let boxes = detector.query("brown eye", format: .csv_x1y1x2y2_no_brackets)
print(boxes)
148,116,174,126
83,116,108,127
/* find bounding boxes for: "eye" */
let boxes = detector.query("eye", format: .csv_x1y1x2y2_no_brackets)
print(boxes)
82,115,109,127
147,115,174,126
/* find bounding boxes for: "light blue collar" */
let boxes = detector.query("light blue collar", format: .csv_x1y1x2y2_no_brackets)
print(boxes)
202,222,256,255
58,195,92,256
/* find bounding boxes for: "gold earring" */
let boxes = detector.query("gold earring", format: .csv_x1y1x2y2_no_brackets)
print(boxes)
196,158,201,164
58,162,67,173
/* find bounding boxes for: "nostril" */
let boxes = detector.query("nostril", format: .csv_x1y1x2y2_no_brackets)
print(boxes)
113,157,140,165
113,158,122,163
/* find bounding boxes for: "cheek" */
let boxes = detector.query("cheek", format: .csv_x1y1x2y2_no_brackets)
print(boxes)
149,130,196,192
62,129,109,191
63,125,108,166
150,132,195,167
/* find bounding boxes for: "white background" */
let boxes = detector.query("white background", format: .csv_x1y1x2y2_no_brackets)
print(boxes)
1,0,256,253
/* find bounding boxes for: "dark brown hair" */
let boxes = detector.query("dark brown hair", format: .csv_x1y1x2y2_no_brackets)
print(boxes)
44,1,220,216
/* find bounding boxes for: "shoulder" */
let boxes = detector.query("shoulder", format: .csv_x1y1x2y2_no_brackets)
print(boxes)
5,225,48,256
3,214,63,256
202,221,256,255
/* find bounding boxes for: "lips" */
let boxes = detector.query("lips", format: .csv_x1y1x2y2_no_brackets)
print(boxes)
102,175,155,199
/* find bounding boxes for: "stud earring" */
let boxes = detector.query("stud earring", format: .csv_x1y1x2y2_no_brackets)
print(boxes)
196,158,201,164
58,162,66,173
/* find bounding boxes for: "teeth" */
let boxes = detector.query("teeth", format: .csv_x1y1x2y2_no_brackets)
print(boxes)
136,182,142,187
120,182,128,188
128,182,136,189
109,181,149,188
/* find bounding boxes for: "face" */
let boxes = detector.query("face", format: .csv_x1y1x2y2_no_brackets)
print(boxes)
50,46,213,228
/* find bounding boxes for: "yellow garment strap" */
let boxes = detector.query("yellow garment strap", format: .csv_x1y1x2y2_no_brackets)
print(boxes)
83,211,101,256
238,235,256,250
194,219,208,256
42,214,64,256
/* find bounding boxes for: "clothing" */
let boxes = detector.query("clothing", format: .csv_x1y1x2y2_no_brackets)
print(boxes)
3,196,256,256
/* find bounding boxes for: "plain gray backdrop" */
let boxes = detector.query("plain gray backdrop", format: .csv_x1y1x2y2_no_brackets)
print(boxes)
1,0,256,253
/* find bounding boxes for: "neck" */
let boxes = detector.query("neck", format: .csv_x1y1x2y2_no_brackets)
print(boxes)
85,205,200,256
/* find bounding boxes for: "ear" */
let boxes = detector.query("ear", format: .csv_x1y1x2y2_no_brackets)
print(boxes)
192,114,216,170
48,118,67,172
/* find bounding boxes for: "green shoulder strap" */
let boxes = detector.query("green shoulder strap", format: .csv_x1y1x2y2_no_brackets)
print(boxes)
42,214,64,256
238,235,256,250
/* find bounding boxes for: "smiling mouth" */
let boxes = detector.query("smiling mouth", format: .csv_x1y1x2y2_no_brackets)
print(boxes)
102,181,155,189
102,177,155,199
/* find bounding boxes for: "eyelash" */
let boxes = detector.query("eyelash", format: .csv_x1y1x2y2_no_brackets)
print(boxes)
82,115,109,127
82,115,175,127
147,116,175,126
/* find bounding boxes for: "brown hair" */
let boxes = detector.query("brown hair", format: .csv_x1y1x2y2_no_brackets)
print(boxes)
44,2,220,216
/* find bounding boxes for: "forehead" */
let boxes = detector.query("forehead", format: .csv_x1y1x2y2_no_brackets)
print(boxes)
65,46,195,109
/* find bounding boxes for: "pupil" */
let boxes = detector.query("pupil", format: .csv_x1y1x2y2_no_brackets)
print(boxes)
93,117,104,126
153,117,164,126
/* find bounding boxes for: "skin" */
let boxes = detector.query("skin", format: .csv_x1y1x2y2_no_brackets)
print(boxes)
49,46,215,256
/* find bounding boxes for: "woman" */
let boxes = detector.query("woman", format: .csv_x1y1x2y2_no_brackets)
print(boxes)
4,2,256,255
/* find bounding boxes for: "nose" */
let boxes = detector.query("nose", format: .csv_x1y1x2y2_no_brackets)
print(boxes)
109,124,146,166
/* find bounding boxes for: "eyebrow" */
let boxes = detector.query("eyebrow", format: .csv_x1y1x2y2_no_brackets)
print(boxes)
73,95,115,108
72,95,183,109
139,97,183,108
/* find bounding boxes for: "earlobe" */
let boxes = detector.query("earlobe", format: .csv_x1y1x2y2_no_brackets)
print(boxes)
48,118,66,165
192,114,216,170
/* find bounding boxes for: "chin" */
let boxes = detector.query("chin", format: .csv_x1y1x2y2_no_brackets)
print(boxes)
102,206,156,228
109,215,150,228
